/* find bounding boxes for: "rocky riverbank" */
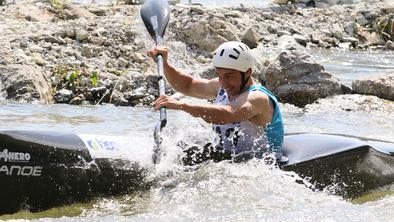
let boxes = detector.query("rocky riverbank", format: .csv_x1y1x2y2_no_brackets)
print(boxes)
0,0,393,107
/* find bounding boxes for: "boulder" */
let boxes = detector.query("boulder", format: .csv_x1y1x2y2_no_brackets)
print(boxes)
264,50,350,107
241,27,260,49
0,65,52,103
172,14,238,52
54,89,74,103
386,41,394,50
352,72,394,101
344,21,360,37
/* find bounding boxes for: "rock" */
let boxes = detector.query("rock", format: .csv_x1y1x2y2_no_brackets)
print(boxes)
76,30,90,42
30,45,44,53
118,57,129,68
320,0,340,4
352,72,394,101
344,21,359,37
386,41,394,50
32,53,45,66
277,35,304,50
264,50,350,107
274,0,290,4
54,89,74,103
322,36,338,46
110,91,130,106
80,45,94,58
90,86,107,95
65,38,74,45
196,55,209,63
330,23,344,40
74,52,84,61
293,34,308,46
173,17,238,52
277,30,292,37
241,27,260,49
342,37,359,43
195,66,216,79
88,8,106,16
261,12,275,20
90,86,108,102
124,89,146,101
339,0,353,4
190,6,204,14
88,36,106,45
310,32,326,44
0,65,52,103
69,96,83,105
315,2,330,8
356,14,369,26
40,35,65,45
131,52,146,63
224,11,242,18
66,29,76,39
0,58,8,65
62,5,95,19
79,77,89,87
15,5,55,22
103,39,113,46
362,10,377,20
381,2,394,14
14,50,29,64
20,40,29,49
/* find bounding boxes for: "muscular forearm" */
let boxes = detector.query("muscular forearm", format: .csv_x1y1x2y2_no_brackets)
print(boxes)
180,103,235,125
163,61,193,95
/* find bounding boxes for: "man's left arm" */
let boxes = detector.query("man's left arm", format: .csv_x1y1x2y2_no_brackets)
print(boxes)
154,92,267,125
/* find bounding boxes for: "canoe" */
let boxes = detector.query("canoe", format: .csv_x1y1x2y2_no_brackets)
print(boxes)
0,130,393,214
281,134,394,198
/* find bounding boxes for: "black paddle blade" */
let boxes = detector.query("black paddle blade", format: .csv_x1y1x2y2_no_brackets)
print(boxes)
140,0,171,43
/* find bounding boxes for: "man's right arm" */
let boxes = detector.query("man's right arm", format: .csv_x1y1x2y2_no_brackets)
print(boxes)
149,46,219,99
163,61,219,99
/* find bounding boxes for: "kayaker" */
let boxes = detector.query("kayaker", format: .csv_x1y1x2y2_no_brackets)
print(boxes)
149,41,284,165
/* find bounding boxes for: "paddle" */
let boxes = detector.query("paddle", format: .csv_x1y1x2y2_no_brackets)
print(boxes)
140,0,171,164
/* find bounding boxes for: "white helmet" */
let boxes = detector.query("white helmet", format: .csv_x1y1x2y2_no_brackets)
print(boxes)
212,41,255,72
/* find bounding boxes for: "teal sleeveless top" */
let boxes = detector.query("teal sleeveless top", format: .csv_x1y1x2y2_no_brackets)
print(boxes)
213,85,284,156
248,85,284,153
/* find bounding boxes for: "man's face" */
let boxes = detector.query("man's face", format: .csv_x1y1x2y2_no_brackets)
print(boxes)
215,68,242,97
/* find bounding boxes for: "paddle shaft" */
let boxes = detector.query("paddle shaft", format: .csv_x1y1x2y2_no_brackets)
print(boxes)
156,36,167,128
152,36,167,164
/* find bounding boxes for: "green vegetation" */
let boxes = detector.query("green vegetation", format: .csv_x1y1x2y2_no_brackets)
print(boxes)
107,69,126,76
52,64,99,94
376,15,394,41
48,0,69,10
91,71,99,87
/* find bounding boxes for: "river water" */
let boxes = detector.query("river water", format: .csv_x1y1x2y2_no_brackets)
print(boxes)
2,0,394,220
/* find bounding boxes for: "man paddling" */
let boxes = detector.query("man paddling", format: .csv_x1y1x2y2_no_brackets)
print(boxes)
149,41,284,164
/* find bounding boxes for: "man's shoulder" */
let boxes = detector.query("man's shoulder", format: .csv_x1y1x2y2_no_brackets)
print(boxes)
246,89,270,102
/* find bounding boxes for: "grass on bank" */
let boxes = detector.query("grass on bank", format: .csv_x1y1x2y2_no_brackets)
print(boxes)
48,0,69,10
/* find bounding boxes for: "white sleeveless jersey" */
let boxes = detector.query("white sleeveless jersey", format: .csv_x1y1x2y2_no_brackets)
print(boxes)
213,88,268,154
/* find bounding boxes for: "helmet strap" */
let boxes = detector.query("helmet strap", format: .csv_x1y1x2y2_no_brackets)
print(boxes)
239,71,250,93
